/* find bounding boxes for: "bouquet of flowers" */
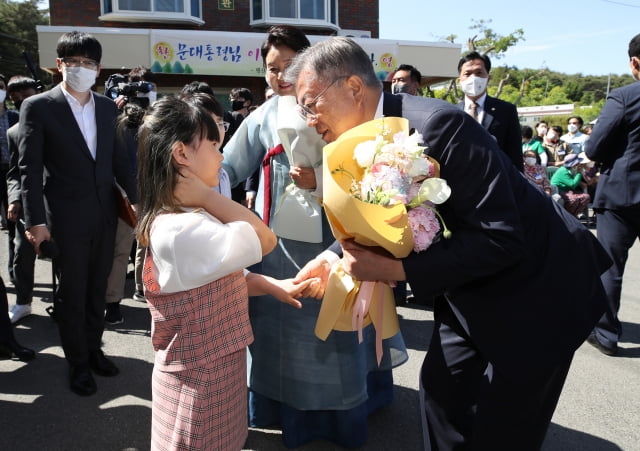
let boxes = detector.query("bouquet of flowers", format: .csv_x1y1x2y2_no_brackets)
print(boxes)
316,117,450,364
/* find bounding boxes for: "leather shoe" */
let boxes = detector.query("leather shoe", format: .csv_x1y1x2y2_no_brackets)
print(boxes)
89,350,119,377
586,332,617,356
69,365,97,396
0,338,36,361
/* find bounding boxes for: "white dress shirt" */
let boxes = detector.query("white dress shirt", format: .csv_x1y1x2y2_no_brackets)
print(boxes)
60,85,97,159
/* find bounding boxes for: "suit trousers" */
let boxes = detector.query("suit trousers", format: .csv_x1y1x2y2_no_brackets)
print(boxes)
105,218,135,304
593,207,640,348
13,219,36,305
420,297,572,451
54,212,116,366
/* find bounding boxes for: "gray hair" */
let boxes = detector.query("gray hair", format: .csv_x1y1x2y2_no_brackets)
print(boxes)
285,37,382,90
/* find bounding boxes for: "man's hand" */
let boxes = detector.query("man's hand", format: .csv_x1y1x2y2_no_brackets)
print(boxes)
293,257,332,299
25,224,51,255
341,240,406,282
7,202,21,222
289,166,317,190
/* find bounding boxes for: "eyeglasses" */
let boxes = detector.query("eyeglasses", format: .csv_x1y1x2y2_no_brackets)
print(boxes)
61,57,99,70
296,76,348,122
217,121,230,132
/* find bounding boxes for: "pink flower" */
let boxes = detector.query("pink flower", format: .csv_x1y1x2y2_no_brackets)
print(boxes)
408,206,441,252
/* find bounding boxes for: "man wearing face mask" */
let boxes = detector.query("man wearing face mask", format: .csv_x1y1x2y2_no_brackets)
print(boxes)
561,116,589,154
584,33,640,357
229,87,254,125
457,51,523,172
391,64,422,96
18,31,137,396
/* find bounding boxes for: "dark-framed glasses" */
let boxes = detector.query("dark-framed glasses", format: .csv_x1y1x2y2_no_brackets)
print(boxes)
217,121,230,132
296,75,348,122
61,57,99,70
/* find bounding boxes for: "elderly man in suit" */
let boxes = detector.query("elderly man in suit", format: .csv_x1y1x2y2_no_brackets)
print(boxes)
457,51,523,172
18,31,136,396
287,37,611,450
585,33,640,357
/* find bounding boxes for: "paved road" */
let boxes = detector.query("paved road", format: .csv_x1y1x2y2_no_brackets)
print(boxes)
1,228,639,450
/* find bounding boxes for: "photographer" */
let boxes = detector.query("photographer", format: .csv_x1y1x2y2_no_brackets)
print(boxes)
105,65,157,110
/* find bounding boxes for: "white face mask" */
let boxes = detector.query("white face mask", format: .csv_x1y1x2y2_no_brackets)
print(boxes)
567,124,579,134
460,75,488,97
537,126,548,135
0,89,6,104
524,157,537,166
63,66,97,93
547,131,557,141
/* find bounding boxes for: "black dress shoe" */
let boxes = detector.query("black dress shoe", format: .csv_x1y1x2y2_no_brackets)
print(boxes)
0,338,36,361
89,350,119,377
69,365,97,396
586,332,617,356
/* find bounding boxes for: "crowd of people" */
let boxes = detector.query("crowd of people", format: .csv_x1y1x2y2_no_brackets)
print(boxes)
2,26,639,450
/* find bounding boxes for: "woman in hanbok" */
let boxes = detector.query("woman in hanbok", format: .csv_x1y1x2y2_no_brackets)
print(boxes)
222,25,407,448
136,96,311,450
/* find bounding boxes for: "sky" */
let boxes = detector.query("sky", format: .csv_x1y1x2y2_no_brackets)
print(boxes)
379,0,639,76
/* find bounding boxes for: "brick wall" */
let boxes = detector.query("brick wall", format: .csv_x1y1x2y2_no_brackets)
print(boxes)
49,0,379,37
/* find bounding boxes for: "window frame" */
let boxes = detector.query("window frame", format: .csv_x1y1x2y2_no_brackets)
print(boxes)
250,0,339,30
99,0,204,25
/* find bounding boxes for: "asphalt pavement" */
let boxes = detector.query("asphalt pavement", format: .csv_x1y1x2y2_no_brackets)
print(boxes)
1,227,639,451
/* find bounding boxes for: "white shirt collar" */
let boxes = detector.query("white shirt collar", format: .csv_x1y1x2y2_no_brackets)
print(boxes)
465,93,487,110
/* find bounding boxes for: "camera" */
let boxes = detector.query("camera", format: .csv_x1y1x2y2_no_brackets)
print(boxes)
105,73,154,108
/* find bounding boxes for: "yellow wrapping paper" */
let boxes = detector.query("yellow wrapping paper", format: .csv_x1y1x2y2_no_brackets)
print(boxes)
315,117,416,345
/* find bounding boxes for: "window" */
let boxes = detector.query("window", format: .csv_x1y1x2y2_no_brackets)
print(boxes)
251,0,338,30
100,0,203,25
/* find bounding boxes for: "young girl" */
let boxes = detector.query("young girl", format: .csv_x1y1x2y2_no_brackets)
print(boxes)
136,95,312,450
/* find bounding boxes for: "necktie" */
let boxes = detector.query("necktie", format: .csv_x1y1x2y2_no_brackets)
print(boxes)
469,101,479,122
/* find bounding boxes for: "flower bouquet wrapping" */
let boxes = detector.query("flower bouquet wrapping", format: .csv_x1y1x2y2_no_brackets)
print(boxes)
316,117,450,364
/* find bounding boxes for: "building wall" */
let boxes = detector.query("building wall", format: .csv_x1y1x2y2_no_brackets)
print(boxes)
48,1,379,37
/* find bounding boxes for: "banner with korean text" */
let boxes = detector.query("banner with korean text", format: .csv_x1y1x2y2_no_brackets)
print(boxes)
149,30,400,81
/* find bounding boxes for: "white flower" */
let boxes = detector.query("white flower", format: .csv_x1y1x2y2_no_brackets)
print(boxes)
353,135,383,168
408,178,451,208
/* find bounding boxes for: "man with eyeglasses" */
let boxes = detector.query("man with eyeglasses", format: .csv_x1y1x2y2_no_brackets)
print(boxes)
18,31,137,396
561,115,589,154
287,37,611,450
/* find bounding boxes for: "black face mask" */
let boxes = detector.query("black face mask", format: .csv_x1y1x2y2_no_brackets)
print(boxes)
14,100,23,111
231,100,245,111
392,83,410,94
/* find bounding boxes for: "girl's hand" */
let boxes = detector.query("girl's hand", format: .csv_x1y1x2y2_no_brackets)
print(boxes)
270,277,318,309
174,168,212,208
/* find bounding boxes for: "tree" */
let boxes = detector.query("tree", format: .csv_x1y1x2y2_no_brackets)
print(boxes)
0,0,50,84
466,19,525,58
440,19,526,103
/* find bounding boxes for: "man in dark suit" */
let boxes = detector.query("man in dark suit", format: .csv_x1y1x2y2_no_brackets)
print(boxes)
288,37,611,449
584,33,640,357
18,31,136,396
457,51,523,172
6,76,39,324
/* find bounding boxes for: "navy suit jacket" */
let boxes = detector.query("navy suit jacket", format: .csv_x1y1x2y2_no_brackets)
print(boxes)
585,80,640,210
458,95,523,172
334,92,609,377
17,85,136,232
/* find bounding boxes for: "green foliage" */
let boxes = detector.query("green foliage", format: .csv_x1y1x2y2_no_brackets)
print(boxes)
0,0,50,85
467,19,525,58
